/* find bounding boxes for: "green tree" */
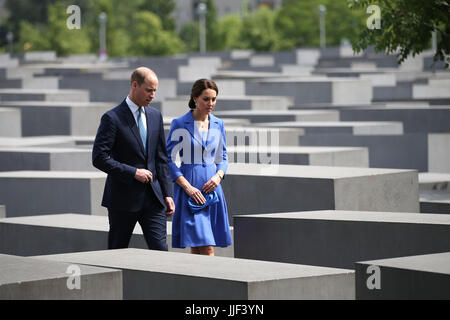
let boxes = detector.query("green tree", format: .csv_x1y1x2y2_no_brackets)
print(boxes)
349,0,450,67
179,21,199,52
129,11,183,56
139,0,177,31
241,5,280,51
275,0,365,49
17,1,91,55
217,14,245,50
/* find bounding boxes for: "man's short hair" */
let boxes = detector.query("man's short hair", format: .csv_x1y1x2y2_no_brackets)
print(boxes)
130,69,146,86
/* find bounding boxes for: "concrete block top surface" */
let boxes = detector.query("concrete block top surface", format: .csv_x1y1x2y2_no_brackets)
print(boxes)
0,147,91,154
357,252,450,275
228,146,367,154
235,210,450,226
0,136,78,147
214,110,339,116
0,213,184,235
227,163,416,179
0,101,113,108
0,171,106,179
0,89,88,94
419,172,450,184
420,190,450,204
0,254,119,285
256,121,403,128
37,248,353,282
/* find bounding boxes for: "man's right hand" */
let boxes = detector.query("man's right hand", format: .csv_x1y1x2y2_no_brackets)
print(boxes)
135,168,153,183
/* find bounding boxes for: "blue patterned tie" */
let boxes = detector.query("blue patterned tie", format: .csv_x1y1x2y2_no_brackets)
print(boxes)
137,107,147,152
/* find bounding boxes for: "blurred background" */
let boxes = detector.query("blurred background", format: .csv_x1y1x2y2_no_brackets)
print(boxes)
0,0,368,57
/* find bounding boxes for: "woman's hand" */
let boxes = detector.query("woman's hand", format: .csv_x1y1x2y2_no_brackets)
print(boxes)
185,185,206,204
202,173,221,194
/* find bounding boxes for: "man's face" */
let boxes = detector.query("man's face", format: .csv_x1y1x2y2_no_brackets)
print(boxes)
132,76,158,107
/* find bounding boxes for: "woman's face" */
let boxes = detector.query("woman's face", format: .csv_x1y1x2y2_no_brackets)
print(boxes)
194,88,217,114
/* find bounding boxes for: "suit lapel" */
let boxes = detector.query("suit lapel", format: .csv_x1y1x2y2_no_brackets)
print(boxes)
184,111,205,147
120,100,146,155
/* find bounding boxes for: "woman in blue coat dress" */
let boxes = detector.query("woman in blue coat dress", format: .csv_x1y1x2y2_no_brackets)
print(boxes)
166,79,232,256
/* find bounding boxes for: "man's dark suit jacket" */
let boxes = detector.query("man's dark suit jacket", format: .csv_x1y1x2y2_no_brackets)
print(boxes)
92,99,173,212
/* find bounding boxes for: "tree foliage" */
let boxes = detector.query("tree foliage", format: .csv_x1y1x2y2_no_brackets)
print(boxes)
349,0,450,67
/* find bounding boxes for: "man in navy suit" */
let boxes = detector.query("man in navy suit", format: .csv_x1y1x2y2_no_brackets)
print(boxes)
92,67,175,251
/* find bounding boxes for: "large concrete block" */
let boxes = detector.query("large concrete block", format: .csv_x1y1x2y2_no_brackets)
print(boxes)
228,146,369,167
420,190,450,214
215,109,340,123
429,134,450,173
0,171,107,217
356,252,450,299
37,248,355,300
257,121,403,135
340,106,450,133
0,89,89,102
246,78,372,105
0,108,21,137
0,214,233,257
0,101,111,136
419,172,450,191
222,163,419,219
0,205,4,218
0,136,78,148
0,148,95,171
161,95,293,117
234,210,450,269
0,254,122,300
299,133,431,172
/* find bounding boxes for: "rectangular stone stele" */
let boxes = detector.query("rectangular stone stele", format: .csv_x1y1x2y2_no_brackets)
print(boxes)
37,248,355,300
0,214,234,258
0,254,122,300
234,211,450,269
0,171,106,217
356,252,450,300
223,163,419,217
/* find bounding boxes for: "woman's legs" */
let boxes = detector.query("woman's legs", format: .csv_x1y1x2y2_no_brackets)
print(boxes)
190,245,214,256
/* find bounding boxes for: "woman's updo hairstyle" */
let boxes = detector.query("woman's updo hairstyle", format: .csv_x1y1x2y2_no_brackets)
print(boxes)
188,79,219,109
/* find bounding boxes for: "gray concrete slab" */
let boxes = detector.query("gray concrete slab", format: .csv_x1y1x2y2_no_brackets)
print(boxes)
429,134,450,173
0,101,112,136
420,190,450,214
0,108,21,137
0,136,78,148
0,214,233,257
299,133,440,172
340,105,450,133
355,252,450,299
222,163,419,221
37,248,355,300
419,172,450,191
0,89,89,102
0,77,59,90
214,109,340,123
234,210,450,269
161,95,293,117
0,147,95,171
0,205,4,218
0,171,107,217
164,125,305,147
256,121,403,135
246,78,373,105
227,146,369,167
59,74,176,103
0,253,122,300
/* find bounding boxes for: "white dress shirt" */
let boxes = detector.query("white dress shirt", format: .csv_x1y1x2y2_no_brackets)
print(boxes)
126,96,147,131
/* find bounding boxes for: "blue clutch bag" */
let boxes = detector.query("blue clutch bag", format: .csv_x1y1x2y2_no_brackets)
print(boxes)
187,191,219,214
